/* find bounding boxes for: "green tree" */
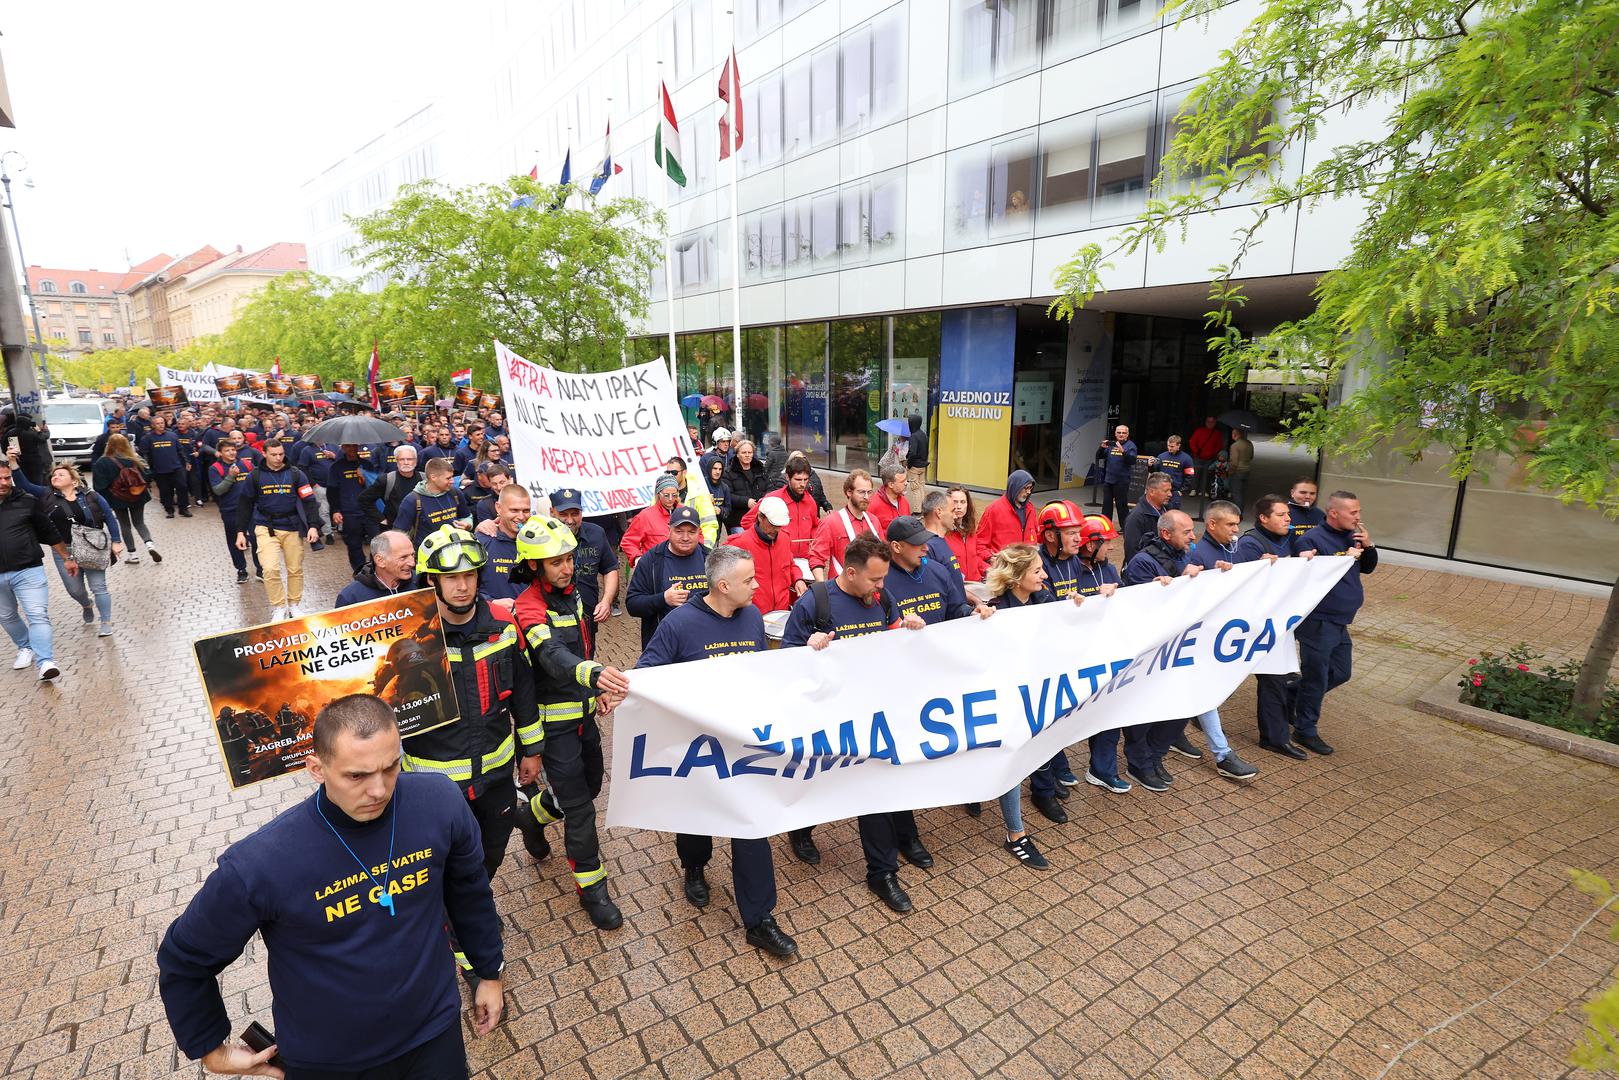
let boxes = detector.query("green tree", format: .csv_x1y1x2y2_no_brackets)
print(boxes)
349,179,663,375
1048,0,1619,725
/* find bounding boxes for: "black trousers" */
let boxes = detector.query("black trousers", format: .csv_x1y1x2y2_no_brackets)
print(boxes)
542,714,606,881
465,771,517,880
189,462,209,503
1255,673,1295,745
154,468,189,513
340,517,375,573
1123,717,1188,773
1102,480,1130,524
284,1021,466,1080
224,516,263,575
675,833,777,928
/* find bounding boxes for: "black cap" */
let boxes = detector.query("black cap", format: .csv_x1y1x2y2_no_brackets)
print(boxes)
549,488,582,512
885,515,936,546
669,505,701,529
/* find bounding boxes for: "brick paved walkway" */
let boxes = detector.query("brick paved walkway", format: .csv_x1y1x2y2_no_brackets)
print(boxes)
1,511,1615,1079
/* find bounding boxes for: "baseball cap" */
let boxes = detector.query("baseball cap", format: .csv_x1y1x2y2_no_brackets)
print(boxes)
757,495,790,526
549,488,582,512
885,515,936,546
713,427,732,441
669,505,701,529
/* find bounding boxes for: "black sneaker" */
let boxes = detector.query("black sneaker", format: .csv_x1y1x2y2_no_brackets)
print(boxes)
254,567,264,580
1004,836,1050,870
1297,734,1335,755
867,873,912,913
1032,795,1068,824
164,510,175,519
1168,733,1203,760
745,915,798,957
178,509,193,518
1216,753,1259,780
898,837,934,869
963,802,982,817
1127,765,1167,792
1154,763,1174,787
1085,770,1132,794
236,570,249,584
577,880,623,930
683,866,709,908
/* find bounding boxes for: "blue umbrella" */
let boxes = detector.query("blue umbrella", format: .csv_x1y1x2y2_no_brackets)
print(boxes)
680,393,703,408
876,417,911,436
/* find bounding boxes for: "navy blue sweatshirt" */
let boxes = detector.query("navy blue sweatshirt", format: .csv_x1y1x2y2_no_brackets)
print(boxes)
993,587,1052,610
237,464,322,532
1039,547,1083,601
327,455,371,517
155,773,501,1071
476,529,522,602
1123,537,1190,585
569,520,613,616
1297,522,1377,624
1235,524,1293,563
393,482,471,545
141,428,185,474
637,595,768,667
1187,532,1239,570
882,558,972,624
782,580,897,646
1097,439,1138,485
626,540,711,647
1075,558,1121,597
1287,502,1325,539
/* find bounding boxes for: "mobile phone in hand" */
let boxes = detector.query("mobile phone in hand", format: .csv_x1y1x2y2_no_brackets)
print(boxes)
240,1021,286,1067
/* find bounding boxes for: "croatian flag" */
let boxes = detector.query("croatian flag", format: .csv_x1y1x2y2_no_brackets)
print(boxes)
271,356,282,377
589,121,624,196
451,368,473,387
366,342,381,409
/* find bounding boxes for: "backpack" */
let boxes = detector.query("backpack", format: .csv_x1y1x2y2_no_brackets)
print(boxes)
810,579,895,634
109,462,147,500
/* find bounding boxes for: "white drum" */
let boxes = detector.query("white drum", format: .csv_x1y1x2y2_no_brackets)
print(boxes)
763,609,790,649
964,581,991,606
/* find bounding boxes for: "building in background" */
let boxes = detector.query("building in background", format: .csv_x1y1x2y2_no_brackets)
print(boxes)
25,265,137,355
172,242,309,347
294,0,1615,583
123,246,225,350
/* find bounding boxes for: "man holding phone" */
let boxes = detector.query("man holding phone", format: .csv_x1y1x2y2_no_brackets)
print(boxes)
156,694,505,1078
1290,491,1378,756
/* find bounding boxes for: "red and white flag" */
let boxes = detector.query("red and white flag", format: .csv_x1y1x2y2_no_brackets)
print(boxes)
718,51,743,160
271,356,282,377
366,342,381,409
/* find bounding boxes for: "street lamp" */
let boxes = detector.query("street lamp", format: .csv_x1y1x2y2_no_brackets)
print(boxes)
0,151,51,393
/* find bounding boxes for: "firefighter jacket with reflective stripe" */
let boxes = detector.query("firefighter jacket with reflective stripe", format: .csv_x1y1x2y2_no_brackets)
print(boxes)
512,581,604,737
402,598,539,789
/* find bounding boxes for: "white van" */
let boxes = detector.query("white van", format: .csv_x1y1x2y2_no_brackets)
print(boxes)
42,397,108,465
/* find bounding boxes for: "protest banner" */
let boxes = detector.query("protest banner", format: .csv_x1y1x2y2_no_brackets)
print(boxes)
266,375,293,396
291,374,323,393
414,384,437,405
483,393,502,412
333,378,356,396
214,373,246,396
158,365,222,403
608,556,1355,838
193,589,458,789
454,386,483,408
375,375,416,406
245,374,269,393
494,339,693,515
150,385,189,409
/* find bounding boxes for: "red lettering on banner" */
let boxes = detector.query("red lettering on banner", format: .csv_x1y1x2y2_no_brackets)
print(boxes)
501,353,551,398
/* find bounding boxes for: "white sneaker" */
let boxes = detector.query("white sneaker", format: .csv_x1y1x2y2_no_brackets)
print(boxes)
124,552,141,564
98,623,114,638
285,604,303,619
13,648,35,670
146,542,163,564
37,659,60,682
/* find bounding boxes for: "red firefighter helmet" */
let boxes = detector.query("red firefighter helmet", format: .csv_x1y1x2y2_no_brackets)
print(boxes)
1036,500,1085,534
1080,514,1120,544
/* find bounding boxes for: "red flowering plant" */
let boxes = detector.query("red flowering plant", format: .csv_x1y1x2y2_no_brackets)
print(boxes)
1459,644,1618,744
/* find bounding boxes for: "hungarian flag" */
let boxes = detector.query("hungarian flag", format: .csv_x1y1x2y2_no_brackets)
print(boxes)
451,368,472,387
589,120,624,196
718,51,743,160
366,342,381,409
654,82,687,187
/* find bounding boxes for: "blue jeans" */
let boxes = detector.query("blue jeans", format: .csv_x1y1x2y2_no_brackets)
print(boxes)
1028,749,1071,799
52,551,111,625
0,564,53,661
998,788,1024,836
1194,708,1231,760
1089,729,1121,779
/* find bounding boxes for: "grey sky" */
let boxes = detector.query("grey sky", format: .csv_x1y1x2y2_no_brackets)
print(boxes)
1,2,474,271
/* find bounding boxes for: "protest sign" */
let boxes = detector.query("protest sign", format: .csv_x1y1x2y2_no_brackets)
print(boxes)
291,374,323,393
608,556,1354,838
333,379,356,396
454,386,483,408
376,375,416,406
414,384,437,405
150,385,189,409
483,393,502,412
494,339,693,515
245,374,269,393
193,589,458,789
214,373,246,396
158,365,222,403
266,375,293,396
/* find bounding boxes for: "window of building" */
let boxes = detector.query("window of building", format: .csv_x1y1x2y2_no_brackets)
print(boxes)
1037,110,1094,234
783,55,812,159
78,330,92,344
871,7,907,126
738,0,783,43
69,281,87,294
810,45,839,148
102,332,116,344
674,227,715,292
842,24,873,135
945,131,1037,249
890,312,941,481
38,280,56,293
744,205,786,281
1093,99,1153,220
784,322,829,464
742,70,784,174
951,0,1040,96
829,318,885,473
811,190,839,267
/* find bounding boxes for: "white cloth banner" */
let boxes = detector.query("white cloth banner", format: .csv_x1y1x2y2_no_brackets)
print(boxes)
494,340,694,515
158,365,221,402
608,556,1355,838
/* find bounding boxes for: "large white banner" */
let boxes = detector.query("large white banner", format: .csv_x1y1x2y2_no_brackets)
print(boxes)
158,365,222,402
608,556,1355,838
494,340,694,515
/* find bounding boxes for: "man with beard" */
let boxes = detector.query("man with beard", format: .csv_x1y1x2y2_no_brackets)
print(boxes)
807,469,879,581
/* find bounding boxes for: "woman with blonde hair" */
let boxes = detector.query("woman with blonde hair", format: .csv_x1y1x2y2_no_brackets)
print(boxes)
91,433,161,564
13,461,123,634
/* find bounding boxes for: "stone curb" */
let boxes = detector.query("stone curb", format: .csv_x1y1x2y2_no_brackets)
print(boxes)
1414,662,1619,768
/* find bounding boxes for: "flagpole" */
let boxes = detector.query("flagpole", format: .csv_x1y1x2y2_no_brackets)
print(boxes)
725,14,745,442
659,62,679,385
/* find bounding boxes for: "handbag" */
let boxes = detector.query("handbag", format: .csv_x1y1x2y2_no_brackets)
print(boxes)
67,494,113,570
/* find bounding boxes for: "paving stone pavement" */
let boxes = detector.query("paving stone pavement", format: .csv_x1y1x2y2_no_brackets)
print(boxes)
1,508,1615,1080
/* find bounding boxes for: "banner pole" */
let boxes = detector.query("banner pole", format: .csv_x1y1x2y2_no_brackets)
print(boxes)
726,13,745,443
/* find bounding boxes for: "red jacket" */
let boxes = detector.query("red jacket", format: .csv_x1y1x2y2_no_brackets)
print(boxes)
1188,427,1225,460
975,495,1038,559
739,486,819,560
868,488,910,537
620,502,672,562
944,529,984,582
808,506,878,576
726,524,805,614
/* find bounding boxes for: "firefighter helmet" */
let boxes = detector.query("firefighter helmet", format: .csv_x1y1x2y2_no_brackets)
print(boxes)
1037,500,1085,533
416,524,488,576
1080,514,1120,544
514,515,577,562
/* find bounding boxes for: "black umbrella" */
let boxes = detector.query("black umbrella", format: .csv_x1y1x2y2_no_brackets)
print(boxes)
1217,408,1263,431
300,413,409,445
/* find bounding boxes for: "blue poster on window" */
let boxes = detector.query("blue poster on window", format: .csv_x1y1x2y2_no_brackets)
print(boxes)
937,308,1015,488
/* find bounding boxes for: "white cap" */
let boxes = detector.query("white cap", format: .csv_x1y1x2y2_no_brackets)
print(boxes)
758,495,790,526
713,427,732,441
